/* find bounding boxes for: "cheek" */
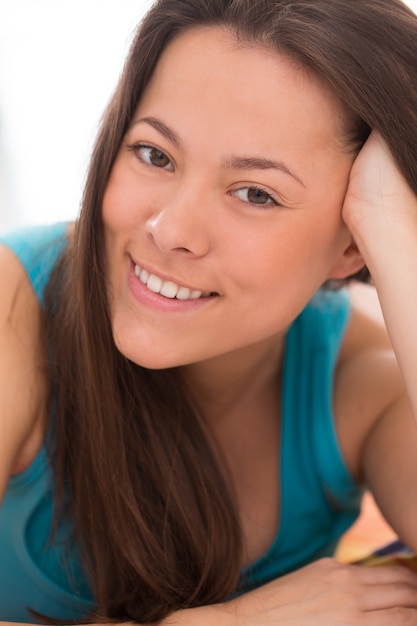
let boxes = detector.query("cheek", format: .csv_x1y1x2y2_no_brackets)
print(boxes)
235,214,347,302
303,177,351,258
101,168,124,232
246,214,342,273
102,163,146,233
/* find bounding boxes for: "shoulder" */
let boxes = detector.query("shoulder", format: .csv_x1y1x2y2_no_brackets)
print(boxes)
0,239,45,360
334,283,404,482
0,226,67,494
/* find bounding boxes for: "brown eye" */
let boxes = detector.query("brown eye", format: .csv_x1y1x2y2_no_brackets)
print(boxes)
131,144,174,171
233,186,277,207
247,188,270,204
148,148,171,168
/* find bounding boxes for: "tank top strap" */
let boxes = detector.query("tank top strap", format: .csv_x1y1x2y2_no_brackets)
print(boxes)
0,222,69,304
284,289,362,512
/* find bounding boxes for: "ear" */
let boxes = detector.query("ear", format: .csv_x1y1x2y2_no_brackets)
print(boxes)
326,238,366,280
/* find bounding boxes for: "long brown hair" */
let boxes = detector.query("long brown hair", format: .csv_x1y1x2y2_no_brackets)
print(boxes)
46,0,417,622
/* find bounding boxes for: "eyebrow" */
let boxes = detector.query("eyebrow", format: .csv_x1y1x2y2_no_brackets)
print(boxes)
222,156,304,186
133,116,182,147
133,116,304,186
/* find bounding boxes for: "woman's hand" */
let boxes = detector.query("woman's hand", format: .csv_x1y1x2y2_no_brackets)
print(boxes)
342,130,417,274
228,557,417,625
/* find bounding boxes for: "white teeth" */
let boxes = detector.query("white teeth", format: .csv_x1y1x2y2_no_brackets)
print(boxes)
176,286,191,300
139,269,149,284
134,264,208,300
160,281,178,299
147,274,162,294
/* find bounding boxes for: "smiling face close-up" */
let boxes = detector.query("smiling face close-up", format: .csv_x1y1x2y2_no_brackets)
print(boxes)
102,26,363,371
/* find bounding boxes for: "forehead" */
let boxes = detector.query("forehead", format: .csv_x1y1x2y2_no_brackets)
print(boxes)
135,26,349,169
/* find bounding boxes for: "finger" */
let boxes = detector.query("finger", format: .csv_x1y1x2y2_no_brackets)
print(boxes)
354,564,417,587
364,606,417,625
361,581,417,612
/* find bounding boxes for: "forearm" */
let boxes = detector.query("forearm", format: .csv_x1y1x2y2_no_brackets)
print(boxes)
0,603,237,626
356,217,417,417
5,558,417,625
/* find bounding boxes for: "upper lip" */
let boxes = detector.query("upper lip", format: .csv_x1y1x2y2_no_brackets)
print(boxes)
130,256,219,295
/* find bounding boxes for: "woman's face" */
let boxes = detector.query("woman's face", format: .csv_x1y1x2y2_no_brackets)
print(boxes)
102,27,361,369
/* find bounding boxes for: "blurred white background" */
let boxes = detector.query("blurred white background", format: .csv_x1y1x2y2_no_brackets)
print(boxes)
0,0,416,231
0,0,152,230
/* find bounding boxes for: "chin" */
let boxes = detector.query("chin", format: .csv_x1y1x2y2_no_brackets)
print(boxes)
111,329,180,370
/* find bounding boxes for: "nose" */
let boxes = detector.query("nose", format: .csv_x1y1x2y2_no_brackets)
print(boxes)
145,186,212,257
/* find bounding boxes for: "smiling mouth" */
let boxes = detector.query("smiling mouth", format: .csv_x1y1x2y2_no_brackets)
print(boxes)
134,264,218,300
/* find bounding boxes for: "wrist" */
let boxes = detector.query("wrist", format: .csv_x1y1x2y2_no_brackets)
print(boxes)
350,212,417,279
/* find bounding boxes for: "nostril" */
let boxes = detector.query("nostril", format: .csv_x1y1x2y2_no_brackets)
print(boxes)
174,246,194,253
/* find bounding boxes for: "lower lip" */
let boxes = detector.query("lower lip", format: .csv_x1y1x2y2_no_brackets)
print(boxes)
128,263,217,313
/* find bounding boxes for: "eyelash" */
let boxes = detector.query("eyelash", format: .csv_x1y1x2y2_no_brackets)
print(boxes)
126,142,280,207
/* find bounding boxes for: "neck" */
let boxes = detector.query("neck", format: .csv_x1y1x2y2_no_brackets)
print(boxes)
181,332,286,425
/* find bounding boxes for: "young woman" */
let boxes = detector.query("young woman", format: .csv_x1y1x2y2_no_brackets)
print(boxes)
1,0,417,624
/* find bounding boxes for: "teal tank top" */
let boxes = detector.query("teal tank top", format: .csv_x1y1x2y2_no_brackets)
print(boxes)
0,224,363,621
